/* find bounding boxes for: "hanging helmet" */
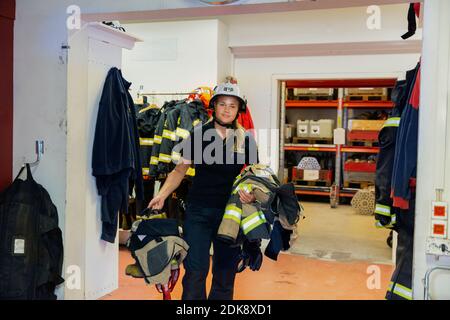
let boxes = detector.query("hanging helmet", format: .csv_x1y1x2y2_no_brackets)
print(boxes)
210,82,247,112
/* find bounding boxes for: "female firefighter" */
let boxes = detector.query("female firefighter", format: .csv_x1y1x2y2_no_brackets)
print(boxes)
148,82,259,300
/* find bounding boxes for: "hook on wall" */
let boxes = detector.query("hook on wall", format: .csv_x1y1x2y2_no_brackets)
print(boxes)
24,140,44,167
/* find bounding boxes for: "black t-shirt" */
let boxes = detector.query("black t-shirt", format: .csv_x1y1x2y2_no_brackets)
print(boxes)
180,120,258,209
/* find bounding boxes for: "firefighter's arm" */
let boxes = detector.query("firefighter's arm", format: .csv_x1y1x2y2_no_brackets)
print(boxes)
156,161,190,200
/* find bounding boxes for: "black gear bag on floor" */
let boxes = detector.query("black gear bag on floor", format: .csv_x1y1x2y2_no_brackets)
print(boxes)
0,164,64,300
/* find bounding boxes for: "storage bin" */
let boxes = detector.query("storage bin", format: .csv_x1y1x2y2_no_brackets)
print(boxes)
297,120,310,138
309,119,335,139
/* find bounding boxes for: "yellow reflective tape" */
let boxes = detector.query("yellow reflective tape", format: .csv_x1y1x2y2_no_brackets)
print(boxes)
186,167,196,176
142,167,149,176
389,282,412,300
241,211,265,229
139,138,154,146
225,204,243,214
153,135,162,144
150,156,159,165
375,204,391,216
242,211,266,234
233,183,253,194
172,151,181,162
223,213,241,224
176,127,190,139
162,129,176,141
159,153,172,163
383,117,401,128
192,119,201,127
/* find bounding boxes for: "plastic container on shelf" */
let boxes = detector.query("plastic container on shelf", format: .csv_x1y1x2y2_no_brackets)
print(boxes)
296,120,310,137
309,119,335,139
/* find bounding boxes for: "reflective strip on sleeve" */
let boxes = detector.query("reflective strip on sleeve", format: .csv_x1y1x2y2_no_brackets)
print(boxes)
159,153,172,163
153,135,162,144
150,156,159,165
176,127,190,139
375,204,391,217
142,167,149,176
224,204,242,224
162,129,177,141
383,117,401,128
241,211,266,235
192,119,201,127
171,151,181,162
139,138,154,146
388,282,412,300
186,167,196,176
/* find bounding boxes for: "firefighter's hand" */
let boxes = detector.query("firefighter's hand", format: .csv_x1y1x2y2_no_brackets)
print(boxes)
239,190,256,204
148,195,165,210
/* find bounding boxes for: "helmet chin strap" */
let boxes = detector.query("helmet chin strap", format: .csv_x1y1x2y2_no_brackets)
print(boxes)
212,111,237,129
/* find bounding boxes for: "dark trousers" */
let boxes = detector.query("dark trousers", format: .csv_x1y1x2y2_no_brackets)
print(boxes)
386,198,415,300
182,204,241,300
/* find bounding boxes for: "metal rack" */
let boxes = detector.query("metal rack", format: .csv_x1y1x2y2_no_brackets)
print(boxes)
280,78,396,207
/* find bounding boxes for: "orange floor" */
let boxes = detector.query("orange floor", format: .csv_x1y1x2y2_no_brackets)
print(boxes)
101,247,393,300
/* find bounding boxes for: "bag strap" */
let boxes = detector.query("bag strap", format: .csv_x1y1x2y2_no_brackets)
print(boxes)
15,163,34,181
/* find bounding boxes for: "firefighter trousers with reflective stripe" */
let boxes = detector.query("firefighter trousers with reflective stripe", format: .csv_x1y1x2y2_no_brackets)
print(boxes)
386,198,415,300
182,204,240,300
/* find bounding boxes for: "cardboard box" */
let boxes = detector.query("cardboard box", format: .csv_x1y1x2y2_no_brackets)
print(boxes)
348,120,384,132
309,119,335,139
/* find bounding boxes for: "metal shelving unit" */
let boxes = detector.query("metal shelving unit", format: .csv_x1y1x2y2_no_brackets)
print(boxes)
280,78,396,207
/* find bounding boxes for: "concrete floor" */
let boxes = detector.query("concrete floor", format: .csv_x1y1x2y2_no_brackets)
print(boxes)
101,201,394,300
101,246,393,300
290,201,392,264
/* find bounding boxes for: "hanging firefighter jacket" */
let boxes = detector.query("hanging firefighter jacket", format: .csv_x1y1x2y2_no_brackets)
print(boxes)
374,66,417,228
157,100,209,175
92,68,144,243
147,99,209,178
0,164,64,300
391,63,421,210
217,164,301,257
373,62,420,301
136,104,161,177
148,100,178,177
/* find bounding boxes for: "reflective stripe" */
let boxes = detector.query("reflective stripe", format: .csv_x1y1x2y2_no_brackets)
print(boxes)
391,214,397,224
224,204,242,224
388,282,412,300
153,135,162,144
162,129,176,141
139,138,154,146
383,117,401,128
142,167,149,176
375,204,391,216
159,153,172,163
186,167,196,176
176,128,190,139
150,156,159,165
233,183,253,194
241,211,266,234
172,151,181,162
192,119,201,127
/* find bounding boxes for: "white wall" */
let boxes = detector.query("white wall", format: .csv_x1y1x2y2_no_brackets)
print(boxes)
217,20,233,83
222,4,421,46
122,20,221,105
413,0,450,300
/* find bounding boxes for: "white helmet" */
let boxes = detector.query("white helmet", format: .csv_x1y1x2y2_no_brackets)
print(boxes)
210,82,247,112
